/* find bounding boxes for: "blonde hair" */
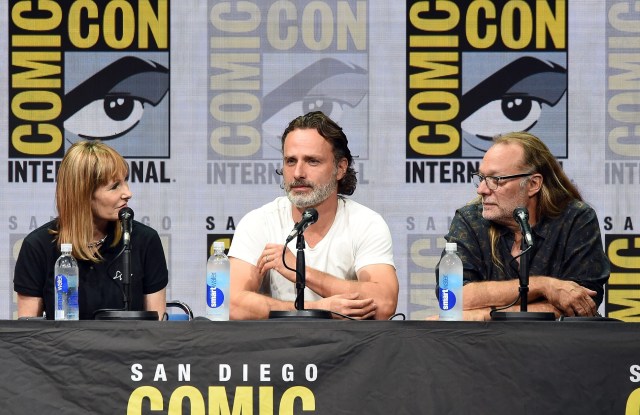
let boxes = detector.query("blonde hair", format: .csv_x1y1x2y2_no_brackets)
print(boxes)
475,132,583,271
54,141,128,261
493,132,582,217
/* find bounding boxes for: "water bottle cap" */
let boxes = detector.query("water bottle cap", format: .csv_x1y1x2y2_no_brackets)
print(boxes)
445,242,457,252
213,241,225,251
61,243,72,252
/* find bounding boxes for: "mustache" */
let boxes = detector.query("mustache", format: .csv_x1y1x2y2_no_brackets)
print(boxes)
287,179,313,188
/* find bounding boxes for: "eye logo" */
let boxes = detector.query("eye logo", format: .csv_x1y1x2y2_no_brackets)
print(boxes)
261,57,368,156
62,53,169,157
461,56,567,155
63,56,169,141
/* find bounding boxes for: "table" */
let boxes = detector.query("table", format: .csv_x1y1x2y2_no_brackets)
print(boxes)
0,320,638,414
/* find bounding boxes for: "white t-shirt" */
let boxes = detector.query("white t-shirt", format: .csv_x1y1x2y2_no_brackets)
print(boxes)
229,196,395,302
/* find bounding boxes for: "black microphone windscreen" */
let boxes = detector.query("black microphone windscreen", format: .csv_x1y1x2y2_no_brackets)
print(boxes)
119,207,134,222
303,208,319,224
513,207,528,221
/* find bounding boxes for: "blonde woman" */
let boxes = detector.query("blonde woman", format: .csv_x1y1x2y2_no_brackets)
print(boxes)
14,141,167,320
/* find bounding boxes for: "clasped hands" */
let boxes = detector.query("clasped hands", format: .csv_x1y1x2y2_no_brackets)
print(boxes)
257,243,376,319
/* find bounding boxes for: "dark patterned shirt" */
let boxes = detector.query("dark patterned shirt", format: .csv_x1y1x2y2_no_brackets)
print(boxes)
436,200,610,306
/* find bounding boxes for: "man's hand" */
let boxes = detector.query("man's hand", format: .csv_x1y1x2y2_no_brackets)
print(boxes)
311,293,377,319
258,243,296,282
542,278,597,317
255,244,396,320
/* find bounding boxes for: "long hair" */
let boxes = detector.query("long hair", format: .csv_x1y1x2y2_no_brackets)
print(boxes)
494,131,582,217
54,141,128,261
479,132,583,271
280,111,357,195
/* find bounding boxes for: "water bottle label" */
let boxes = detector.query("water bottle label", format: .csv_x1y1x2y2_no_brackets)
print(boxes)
55,275,68,294
55,274,68,318
68,290,78,309
206,272,217,288
438,287,458,311
206,272,225,308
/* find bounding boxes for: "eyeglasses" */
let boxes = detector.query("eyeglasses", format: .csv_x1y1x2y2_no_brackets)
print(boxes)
471,172,533,190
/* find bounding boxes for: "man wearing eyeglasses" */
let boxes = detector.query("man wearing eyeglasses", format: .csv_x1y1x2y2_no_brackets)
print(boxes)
435,131,610,320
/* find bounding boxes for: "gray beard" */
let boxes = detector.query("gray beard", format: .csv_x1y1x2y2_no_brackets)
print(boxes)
286,180,337,208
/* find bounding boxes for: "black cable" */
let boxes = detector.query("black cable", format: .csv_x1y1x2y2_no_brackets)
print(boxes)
329,311,357,320
326,312,406,320
507,244,532,273
489,296,520,318
388,313,406,320
281,244,306,309
280,244,406,321
489,245,533,318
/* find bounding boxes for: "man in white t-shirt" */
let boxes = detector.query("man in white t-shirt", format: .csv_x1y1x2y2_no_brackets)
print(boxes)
229,111,399,320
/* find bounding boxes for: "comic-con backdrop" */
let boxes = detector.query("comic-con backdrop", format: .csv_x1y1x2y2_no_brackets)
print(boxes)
0,0,638,320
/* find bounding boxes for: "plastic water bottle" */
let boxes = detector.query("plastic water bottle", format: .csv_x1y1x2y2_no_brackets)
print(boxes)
206,241,230,320
54,243,79,320
438,242,463,321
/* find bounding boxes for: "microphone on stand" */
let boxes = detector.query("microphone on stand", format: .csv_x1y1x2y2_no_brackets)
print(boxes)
118,207,134,310
513,207,534,248
491,207,554,321
285,208,318,243
119,207,134,249
269,207,331,320
94,207,158,321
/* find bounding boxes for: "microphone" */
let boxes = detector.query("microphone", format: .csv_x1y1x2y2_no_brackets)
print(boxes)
513,207,534,248
119,207,134,248
285,208,318,243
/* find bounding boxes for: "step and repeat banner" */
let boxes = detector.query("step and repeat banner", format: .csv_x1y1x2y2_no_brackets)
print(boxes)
0,0,638,321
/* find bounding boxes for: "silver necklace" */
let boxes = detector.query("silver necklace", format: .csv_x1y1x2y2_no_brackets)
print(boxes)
88,234,108,248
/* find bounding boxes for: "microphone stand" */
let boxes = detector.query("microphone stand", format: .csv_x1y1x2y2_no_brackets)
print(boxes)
491,240,555,322
122,241,132,311
269,233,331,320
519,246,530,312
94,231,158,321
294,232,306,311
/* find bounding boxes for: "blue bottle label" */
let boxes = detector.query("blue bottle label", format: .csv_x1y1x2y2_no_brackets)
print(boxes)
206,272,225,308
55,274,68,293
68,290,78,309
438,287,458,311
55,274,68,313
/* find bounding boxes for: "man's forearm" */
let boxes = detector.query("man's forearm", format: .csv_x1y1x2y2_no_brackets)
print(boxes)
303,265,398,319
230,290,296,320
463,279,523,309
